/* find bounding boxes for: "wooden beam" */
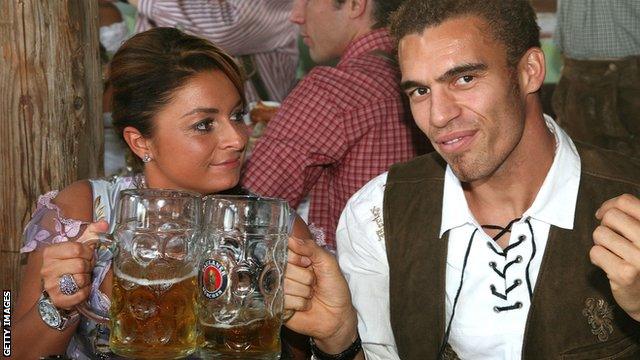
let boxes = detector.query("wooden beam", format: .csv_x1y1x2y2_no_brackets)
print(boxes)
0,1,102,297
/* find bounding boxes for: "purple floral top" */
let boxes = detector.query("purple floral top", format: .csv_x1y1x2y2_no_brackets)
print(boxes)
21,176,137,359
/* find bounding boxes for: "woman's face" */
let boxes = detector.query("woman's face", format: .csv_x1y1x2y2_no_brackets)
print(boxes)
143,70,248,194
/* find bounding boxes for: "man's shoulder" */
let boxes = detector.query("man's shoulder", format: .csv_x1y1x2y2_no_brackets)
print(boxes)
577,141,640,188
302,59,399,97
346,172,389,209
387,152,447,184
280,67,346,108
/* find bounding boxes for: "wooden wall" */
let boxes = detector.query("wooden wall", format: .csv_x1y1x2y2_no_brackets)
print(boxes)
531,0,557,12
0,1,102,302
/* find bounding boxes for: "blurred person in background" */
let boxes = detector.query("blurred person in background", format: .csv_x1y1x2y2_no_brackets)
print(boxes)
242,0,427,250
553,0,640,158
129,0,298,103
99,0,133,176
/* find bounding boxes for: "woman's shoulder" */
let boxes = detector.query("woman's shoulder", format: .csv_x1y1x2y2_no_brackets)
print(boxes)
39,175,136,220
52,180,94,222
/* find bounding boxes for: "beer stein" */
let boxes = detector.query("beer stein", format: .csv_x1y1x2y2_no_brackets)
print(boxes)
80,189,202,359
198,195,293,359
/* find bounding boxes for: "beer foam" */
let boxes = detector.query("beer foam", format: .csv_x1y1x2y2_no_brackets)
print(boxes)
114,266,197,287
200,317,269,329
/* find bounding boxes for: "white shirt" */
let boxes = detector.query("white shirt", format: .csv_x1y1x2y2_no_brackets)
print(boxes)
336,116,581,360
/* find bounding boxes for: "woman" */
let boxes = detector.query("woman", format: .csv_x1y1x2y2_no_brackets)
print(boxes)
13,27,313,359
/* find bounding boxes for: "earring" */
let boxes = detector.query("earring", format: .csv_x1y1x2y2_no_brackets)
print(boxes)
142,153,152,163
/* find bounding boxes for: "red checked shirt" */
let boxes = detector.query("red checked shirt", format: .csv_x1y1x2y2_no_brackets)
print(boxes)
242,29,420,248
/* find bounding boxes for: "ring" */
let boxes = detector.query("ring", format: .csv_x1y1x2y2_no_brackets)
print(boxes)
59,274,79,296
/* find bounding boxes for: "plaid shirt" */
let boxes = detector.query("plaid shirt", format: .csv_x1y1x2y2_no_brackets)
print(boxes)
555,0,640,59
242,29,420,248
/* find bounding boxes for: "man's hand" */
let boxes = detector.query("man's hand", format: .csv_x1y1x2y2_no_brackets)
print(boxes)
284,237,360,353
590,194,640,321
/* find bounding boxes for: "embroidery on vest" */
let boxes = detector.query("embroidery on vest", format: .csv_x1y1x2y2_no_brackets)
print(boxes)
442,343,461,360
582,297,614,342
370,206,385,242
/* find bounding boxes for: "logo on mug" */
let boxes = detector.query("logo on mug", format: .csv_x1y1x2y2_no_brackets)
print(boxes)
200,259,228,299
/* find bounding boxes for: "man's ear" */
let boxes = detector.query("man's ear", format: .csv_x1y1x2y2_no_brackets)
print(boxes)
122,126,152,161
518,47,546,95
346,0,368,20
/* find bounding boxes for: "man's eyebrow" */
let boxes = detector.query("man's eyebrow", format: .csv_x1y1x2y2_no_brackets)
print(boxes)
181,107,220,118
399,63,487,91
400,80,426,91
436,63,487,82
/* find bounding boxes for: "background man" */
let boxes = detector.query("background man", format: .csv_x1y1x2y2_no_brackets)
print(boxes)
553,0,640,158
284,1,640,359
243,0,425,249
130,0,298,102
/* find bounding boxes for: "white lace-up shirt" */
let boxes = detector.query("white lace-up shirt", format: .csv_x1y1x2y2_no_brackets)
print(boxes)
336,116,581,359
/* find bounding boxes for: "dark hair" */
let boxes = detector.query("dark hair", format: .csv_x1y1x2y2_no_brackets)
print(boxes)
109,27,246,170
334,0,406,29
390,0,540,66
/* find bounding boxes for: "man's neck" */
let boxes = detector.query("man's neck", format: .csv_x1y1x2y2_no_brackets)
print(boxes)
463,105,556,245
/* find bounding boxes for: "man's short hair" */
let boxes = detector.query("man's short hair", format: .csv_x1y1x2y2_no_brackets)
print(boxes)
389,0,540,66
334,0,406,29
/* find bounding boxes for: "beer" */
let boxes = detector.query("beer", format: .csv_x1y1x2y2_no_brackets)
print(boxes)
200,316,282,359
200,195,291,359
110,261,198,359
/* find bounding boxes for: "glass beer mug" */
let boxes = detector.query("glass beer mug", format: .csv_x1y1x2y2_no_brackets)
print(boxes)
80,189,202,359
198,195,293,359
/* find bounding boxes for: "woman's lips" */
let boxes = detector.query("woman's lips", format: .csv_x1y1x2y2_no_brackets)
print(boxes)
210,158,241,169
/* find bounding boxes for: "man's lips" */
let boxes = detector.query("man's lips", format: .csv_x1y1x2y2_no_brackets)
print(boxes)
434,130,477,153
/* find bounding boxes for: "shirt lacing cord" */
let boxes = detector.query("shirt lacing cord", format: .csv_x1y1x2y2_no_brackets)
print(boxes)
437,219,538,359
483,218,537,313
437,228,478,360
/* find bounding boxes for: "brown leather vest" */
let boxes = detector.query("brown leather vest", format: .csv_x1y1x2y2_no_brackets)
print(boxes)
384,142,640,359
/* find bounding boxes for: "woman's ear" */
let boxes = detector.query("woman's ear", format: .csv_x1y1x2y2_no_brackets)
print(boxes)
122,126,152,161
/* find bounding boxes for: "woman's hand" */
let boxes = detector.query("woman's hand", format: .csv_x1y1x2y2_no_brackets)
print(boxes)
39,221,108,310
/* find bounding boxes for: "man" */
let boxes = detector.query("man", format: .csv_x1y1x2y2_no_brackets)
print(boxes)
130,0,298,102
284,1,640,359
243,0,424,249
553,0,640,157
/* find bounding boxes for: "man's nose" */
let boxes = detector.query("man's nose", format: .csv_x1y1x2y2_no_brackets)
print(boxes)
430,89,461,128
290,0,305,24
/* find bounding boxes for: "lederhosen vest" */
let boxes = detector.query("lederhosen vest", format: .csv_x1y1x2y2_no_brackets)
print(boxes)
383,142,640,359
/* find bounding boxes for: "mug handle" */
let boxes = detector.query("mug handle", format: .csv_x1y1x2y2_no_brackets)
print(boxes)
75,233,114,324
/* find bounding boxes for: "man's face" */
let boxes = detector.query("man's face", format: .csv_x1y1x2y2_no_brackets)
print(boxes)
291,0,352,63
399,16,527,182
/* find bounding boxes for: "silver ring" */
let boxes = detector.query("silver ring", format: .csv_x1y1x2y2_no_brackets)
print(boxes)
59,274,79,296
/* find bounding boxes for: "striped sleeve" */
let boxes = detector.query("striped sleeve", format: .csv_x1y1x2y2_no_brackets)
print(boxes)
136,0,296,55
134,0,298,102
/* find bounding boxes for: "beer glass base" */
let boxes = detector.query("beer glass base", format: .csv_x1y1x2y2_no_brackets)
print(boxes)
112,347,196,360
197,349,280,360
